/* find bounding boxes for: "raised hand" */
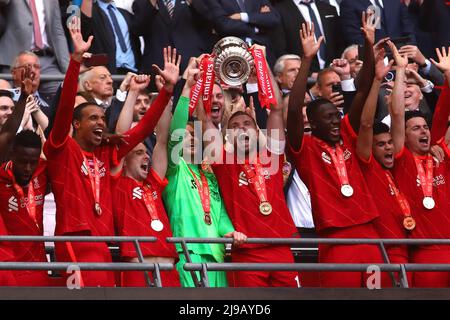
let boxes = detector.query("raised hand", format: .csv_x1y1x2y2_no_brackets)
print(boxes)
374,48,393,81
299,22,324,59
68,16,93,62
360,10,379,46
20,66,35,96
152,46,181,92
387,40,408,69
119,72,138,92
331,59,351,80
399,45,426,66
129,74,151,92
430,46,450,73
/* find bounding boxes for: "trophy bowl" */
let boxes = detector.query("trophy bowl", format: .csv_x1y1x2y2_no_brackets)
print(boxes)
212,36,254,86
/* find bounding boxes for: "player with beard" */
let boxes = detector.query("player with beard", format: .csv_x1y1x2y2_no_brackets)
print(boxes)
43,20,177,287
197,45,299,288
391,46,450,288
286,15,387,288
355,41,412,286
163,58,246,288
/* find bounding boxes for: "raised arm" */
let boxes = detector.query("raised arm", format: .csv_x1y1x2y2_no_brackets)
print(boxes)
117,47,180,159
115,75,151,134
430,47,450,144
49,17,93,148
388,41,408,154
287,22,323,152
0,68,32,161
347,11,377,133
356,50,392,161
152,101,173,180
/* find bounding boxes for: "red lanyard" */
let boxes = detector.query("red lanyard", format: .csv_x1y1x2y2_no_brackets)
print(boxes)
242,160,268,204
414,155,434,199
187,166,211,214
81,153,101,214
385,171,411,217
314,137,350,187
141,183,159,221
6,162,39,230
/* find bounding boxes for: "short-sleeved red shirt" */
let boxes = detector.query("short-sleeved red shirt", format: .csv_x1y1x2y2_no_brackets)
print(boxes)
212,150,298,249
289,116,379,233
114,170,178,260
392,141,450,239
0,161,47,262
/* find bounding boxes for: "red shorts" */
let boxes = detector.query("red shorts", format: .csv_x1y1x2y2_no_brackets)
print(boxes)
228,246,299,287
121,269,181,287
410,246,450,288
318,223,390,288
55,241,115,287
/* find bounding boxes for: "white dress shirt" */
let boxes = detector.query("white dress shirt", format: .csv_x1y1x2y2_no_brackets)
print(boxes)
292,0,326,69
30,0,50,49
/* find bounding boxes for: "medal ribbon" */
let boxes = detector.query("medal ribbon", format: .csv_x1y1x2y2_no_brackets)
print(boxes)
249,47,277,109
188,55,215,115
141,183,160,222
385,171,411,218
242,159,269,204
413,155,433,199
6,162,39,230
81,153,101,210
314,137,350,188
187,166,211,215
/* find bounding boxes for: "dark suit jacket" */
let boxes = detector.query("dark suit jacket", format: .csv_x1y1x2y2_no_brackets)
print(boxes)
131,0,214,74
202,0,280,66
272,0,344,72
340,0,415,46
81,3,141,74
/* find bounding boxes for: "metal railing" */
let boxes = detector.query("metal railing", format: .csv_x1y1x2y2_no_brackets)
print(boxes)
167,237,450,288
1,236,450,288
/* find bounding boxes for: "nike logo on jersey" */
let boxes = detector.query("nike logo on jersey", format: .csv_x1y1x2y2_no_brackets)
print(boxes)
8,196,18,212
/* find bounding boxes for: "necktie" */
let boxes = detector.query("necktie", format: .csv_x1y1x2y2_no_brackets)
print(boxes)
236,0,246,11
301,1,327,61
29,0,44,49
107,4,127,53
164,0,175,18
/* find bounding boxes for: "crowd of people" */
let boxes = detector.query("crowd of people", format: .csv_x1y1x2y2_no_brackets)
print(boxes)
0,0,449,289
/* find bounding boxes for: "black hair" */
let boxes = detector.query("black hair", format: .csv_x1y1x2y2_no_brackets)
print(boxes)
73,102,102,122
12,130,41,150
373,122,390,135
405,110,428,127
227,111,257,128
306,98,334,121
0,89,14,100
316,68,336,87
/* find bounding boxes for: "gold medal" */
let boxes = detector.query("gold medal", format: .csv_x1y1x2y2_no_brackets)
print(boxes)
259,202,272,215
204,213,212,225
94,202,102,216
403,216,416,231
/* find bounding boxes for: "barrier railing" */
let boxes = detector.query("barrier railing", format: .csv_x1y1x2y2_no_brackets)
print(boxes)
167,237,450,288
1,236,449,288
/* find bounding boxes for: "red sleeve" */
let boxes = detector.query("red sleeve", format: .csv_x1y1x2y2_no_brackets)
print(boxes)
431,80,450,145
438,138,450,159
48,58,81,149
116,88,172,159
148,168,168,194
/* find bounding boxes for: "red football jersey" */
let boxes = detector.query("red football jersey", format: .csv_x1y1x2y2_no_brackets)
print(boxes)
392,141,450,239
212,151,298,249
289,116,379,233
0,212,15,262
359,157,408,239
114,170,178,260
0,161,47,262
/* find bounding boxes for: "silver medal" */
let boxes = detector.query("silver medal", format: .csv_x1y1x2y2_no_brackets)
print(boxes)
151,219,164,232
422,197,435,210
340,184,354,197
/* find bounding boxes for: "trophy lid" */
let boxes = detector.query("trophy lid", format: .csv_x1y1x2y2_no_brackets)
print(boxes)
213,36,249,56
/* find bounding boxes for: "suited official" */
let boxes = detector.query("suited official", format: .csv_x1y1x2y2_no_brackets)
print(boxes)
272,0,344,73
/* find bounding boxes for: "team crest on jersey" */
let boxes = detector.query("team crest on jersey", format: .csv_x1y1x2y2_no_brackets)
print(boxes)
416,174,445,187
33,177,40,189
8,196,18,212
